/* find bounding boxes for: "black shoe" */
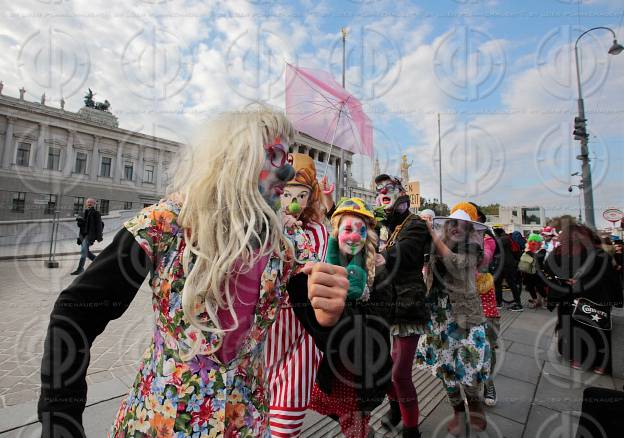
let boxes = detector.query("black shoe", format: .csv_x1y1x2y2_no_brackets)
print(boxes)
381,400,402,429
402,426,422,438
484,381,497,407
510,303,524,312
70,268,84,275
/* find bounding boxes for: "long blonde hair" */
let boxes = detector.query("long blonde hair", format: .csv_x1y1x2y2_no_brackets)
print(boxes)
169,106,295,342
329,214,378,291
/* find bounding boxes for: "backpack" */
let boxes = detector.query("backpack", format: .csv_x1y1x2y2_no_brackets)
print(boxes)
518,252,536,274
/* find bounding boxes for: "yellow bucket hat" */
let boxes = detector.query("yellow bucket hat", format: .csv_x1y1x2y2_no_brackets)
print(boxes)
332,197,375,221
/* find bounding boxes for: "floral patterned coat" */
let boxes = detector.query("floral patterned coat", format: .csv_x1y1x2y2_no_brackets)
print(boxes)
109,199,311,438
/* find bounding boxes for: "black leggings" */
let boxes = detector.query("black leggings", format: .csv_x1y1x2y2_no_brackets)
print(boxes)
495,269,521,305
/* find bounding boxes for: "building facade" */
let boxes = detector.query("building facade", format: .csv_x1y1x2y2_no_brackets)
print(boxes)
485,206,546,236
290,132,355,203
0,91,360,221
0,92,183,221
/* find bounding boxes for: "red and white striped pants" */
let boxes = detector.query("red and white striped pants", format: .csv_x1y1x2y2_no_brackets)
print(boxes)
265,305,322,437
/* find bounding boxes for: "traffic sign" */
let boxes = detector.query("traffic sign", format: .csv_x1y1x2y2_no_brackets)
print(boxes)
603,208,623,223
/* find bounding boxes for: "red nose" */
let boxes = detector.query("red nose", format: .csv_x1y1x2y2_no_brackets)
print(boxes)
380,188,388,194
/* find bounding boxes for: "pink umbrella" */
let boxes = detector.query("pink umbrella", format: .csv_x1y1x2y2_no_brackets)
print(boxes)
285,63,374,181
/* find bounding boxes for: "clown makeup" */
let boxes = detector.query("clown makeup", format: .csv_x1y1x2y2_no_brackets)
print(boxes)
280,185,310,218
445,219,473,243
375,180,401,210
337,214,367,256
258,139,295,211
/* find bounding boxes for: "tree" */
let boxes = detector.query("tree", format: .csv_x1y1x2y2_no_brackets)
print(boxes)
420,197,450,216
480,203,500,216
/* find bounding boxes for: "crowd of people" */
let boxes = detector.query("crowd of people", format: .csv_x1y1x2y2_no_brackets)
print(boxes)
37,107,623,438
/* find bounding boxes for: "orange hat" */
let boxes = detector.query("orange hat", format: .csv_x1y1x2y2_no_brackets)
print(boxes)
287,153,316,188
450,202,479,222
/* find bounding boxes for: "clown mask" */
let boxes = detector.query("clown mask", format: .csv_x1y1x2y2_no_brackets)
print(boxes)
337,214,367,256
280,184,310,218
258,138,295,210
527,241,542,253
375,180,402,210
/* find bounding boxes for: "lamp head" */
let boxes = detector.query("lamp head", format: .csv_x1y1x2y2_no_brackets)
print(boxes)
608,39,624,55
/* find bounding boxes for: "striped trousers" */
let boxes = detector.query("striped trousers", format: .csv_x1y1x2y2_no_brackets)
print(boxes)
265,305,322,437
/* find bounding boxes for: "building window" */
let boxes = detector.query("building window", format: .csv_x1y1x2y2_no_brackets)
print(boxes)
99,199,109,215
44,194,57,215
16,142,31,166
47,147,61,171
124,201,133,210
12,192,26,213
100,157,112,177
144,164,154,183
74,152,87,174
73,197,85,215
522,208,541,225
124,162,133,180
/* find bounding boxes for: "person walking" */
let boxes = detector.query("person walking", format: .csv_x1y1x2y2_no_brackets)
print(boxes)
492,227,523,311
298,198,393,438
71,198,103,275
519,233,548,309
416,202,492,435
543,221,623,375
374,174,430,438
265,153,331,437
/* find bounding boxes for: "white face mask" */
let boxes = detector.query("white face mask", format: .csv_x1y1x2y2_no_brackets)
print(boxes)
375,180,402,211
337,214,367,256
280,185,311,218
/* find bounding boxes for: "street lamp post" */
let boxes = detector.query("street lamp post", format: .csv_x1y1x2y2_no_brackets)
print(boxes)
573,27,623,229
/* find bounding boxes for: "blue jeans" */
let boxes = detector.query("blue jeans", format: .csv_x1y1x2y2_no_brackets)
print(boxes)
78,238,96,269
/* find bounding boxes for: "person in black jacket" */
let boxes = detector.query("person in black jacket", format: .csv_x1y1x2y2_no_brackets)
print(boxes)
71,198,103,275
373,174,430,438
291,198,394,438
541,221,623,374
492,227,523,311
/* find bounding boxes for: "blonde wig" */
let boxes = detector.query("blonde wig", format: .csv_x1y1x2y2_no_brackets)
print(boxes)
329,214,378,291
168,106,295,350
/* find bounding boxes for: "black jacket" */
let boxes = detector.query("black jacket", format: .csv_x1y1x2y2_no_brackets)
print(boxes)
289,268,393,413
541,247,623,308
77,207,103,243
378,206,431,325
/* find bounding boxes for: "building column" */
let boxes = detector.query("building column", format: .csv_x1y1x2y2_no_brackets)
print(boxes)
63,130,75,177
335,156,343,200
156,149,164,191
114,140,123,184
90,135,100,181
35,123,47,170
2,116,15,168
136,145,144,186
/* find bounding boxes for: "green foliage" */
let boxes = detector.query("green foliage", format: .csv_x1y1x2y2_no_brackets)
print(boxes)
420,197,450,216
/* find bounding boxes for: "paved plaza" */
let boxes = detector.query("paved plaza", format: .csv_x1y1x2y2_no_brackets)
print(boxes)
0,254,622,437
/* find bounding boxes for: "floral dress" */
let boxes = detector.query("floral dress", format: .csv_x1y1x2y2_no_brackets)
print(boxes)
109,199,311,438
415,253,492,389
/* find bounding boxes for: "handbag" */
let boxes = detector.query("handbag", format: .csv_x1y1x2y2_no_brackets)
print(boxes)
572,297,612,331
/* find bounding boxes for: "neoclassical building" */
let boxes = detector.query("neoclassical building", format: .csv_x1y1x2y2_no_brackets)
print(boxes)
0,88,366,221
0,90,182,221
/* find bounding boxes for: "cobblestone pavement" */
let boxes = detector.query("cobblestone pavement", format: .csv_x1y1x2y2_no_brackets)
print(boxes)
0,255,152,408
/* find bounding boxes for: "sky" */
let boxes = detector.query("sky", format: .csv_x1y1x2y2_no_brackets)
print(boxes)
0,0,623,228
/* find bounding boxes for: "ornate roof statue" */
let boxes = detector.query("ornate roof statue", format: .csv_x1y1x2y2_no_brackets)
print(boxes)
399,154,412,184
83,89,111,112
84,88,95,108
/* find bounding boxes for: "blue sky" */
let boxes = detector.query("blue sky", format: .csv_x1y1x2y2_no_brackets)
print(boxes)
1,0,623,227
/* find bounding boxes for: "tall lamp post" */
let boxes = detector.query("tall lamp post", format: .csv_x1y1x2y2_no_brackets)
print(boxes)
573,27,623,229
